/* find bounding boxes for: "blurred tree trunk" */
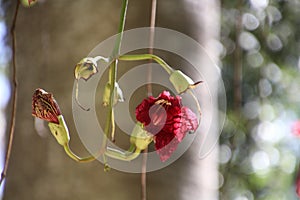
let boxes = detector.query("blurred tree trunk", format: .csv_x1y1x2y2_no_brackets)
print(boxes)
3,0,220,199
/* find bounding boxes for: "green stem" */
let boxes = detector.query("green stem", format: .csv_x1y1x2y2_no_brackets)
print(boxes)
118,54,174,74
105,147,141,161
188,89,202,117
63,143,98,163
128,143,136,153
75,80,90,111
111,107,116,142
102,0,129,162
112,0,129,58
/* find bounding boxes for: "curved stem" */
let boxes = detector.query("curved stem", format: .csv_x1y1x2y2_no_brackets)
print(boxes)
128,143,136,153
188,90,202,117
94,56,110,63
105,146,141,161
118,54,174,74
0,0,20,185
102,0,129,162
111,108,116,142
63,143,99,163
112,0,128,58
75,80,90,111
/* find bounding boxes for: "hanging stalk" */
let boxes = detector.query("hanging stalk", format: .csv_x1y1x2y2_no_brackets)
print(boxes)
0,0,20,185
102,0,129,165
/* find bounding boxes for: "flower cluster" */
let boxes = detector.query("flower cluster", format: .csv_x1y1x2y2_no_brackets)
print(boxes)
135,91,198,162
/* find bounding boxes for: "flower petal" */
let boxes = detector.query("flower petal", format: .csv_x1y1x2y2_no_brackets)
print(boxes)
176,107,199,142
74,57,98,81
135,99,152,125
135,90,200,162
154,130,179,162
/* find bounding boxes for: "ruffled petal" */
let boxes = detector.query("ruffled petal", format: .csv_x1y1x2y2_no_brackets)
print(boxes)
135,91,199,162
176,107,199,142
154,130,179,162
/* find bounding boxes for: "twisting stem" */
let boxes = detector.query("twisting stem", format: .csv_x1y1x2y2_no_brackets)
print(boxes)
75,80,90,111
63,143,97,163
188,90,202,117
102,0,129,164
105,147,141,161
118,54,173,74
112,0,128,58
0,0,20,185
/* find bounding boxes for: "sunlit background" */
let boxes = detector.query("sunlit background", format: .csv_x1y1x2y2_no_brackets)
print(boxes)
220,0,300,199
1,0,300,199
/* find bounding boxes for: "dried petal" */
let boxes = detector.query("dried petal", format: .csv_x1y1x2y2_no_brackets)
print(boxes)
74,57,98,81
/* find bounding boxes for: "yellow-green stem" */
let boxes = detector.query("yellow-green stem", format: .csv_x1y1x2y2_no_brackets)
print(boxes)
63,143,97,163
105,147,141,161
111,108,116,142
188,89,202,117
118,54,174,74
102,0,129,163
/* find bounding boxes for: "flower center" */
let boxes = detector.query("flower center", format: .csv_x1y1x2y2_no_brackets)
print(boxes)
155,99,171,106
149,104,166,126
146,100,171,135
152,99,171,126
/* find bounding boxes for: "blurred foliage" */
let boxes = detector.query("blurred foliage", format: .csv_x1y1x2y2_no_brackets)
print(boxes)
219,0,300,199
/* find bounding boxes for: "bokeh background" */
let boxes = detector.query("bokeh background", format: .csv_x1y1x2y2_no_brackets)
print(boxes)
0,0,300,199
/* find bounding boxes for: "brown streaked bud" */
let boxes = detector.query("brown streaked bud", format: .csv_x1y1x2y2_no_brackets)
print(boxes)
32,88,61,124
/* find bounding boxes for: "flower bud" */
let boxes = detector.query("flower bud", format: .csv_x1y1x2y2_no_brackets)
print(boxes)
169,70,202,94
74,57,98,81
20,0,38,7
130,122,153,150
48,115,70,146
32,88,61,124
102,82,124,107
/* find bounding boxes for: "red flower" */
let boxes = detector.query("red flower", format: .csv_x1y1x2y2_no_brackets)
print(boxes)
292,120,300,137
135,91,199,162
32,88,61,124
